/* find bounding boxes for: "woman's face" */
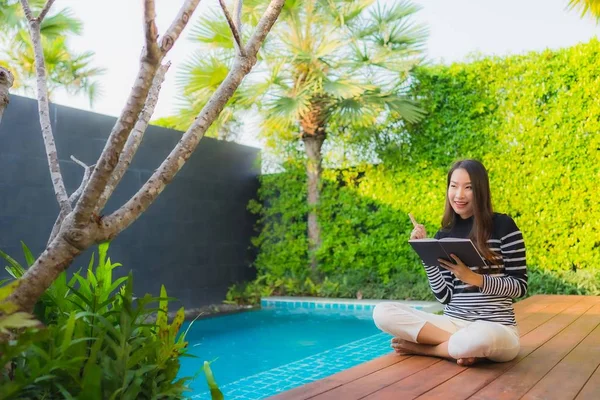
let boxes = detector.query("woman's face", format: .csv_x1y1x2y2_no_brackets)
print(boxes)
448,168,474,219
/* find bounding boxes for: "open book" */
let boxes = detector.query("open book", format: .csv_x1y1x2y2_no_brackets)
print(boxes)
408,238,488,268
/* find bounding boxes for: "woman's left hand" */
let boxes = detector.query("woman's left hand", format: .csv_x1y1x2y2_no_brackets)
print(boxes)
438,254,484,287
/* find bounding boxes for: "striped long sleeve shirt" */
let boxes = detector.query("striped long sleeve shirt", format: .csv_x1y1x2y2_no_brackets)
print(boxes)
423,213,527,326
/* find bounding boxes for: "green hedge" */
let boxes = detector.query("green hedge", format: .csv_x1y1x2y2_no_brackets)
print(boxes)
234,39,600,303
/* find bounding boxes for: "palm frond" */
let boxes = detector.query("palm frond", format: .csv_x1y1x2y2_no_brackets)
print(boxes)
236,61,291,107
172,0,427,147
260,113,299,145
40,8,83,39
173,92,244,139
6,33,103,102
0,0,25,30
177,52,232,97
351,1,427,52
378,94,424,124
568,0,600,20
330,96,381,128
330,87,424,128
369,0,422,24
323,77,373,99
281,0,306,21
267,92,312,121
188,9,235,50
0,0,45,25
319,0,376,26
241,0,266,26
380,20,428,52
83,80,103,108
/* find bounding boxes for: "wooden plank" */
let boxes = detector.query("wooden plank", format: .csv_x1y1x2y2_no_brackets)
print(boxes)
414,295,591,400
522,311,600,400
352,295,567,400
471,299,600,399
309,356,439,399
361,359,465,400
513,294,550,309
514,295,554,322
515,295,586,324
267,354,406,400
575,364,600,400
517,296,587,336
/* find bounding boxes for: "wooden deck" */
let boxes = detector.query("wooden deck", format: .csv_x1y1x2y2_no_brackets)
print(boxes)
269,295,600,400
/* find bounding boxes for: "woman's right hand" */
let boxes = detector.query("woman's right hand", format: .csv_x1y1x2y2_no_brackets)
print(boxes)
410,224,427,240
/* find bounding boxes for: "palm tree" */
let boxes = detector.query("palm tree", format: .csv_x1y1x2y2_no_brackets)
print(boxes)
175,0,427,271
0,0,104,106
568,0,600,19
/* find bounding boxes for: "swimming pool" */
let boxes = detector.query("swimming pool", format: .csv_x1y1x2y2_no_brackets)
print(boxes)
179,300,429,399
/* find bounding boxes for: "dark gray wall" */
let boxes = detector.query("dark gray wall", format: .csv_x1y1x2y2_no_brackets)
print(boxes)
0,95,258,307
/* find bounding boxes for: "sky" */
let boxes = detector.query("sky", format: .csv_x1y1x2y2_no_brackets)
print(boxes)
33,0,600,147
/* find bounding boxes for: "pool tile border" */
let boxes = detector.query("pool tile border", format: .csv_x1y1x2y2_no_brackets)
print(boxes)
260,297,442,313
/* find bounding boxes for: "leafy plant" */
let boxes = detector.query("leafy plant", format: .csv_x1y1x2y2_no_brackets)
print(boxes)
0,242,222,399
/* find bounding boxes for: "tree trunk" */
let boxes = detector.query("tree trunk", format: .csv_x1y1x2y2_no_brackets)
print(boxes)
302,132,325,271
5,0,287,313
8,218,97,312
0,67,14,126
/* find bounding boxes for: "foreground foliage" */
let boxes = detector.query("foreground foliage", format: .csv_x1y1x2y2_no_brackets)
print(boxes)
0,242,222,399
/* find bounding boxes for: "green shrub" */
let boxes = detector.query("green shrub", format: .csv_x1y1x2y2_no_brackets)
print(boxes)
0,242,223,400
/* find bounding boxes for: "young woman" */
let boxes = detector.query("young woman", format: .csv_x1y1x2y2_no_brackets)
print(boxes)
373,159,527,366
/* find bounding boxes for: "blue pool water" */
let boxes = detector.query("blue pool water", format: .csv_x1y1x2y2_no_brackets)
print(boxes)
178,306,392,399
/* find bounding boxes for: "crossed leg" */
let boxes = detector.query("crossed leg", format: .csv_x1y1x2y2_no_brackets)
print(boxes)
372,303,512,366
390,321,480,366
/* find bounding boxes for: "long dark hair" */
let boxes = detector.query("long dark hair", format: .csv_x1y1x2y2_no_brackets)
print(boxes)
442,159,497,263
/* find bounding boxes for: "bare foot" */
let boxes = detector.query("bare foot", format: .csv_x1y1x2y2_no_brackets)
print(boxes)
391,337,422,355
391,338,483,367
457,357,482,367
391,338,444,357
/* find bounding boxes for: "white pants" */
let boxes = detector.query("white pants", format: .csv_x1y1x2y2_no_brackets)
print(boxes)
372,303,520,362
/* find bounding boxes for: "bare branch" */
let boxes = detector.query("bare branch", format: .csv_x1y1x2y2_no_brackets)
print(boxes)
234,0,243,35
69,156,95,205
19,0,34,21
37,0,56,22
70,155,89,170
0,67,14,126
160,0,202,54
47,156,95,244
46,218,63,248
143,0,160,62
72,0,202,226
244,0,282,55
219,0,245,55
72,63,158,225
19,1,72,216
95,62,170,213
101,0,287,238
